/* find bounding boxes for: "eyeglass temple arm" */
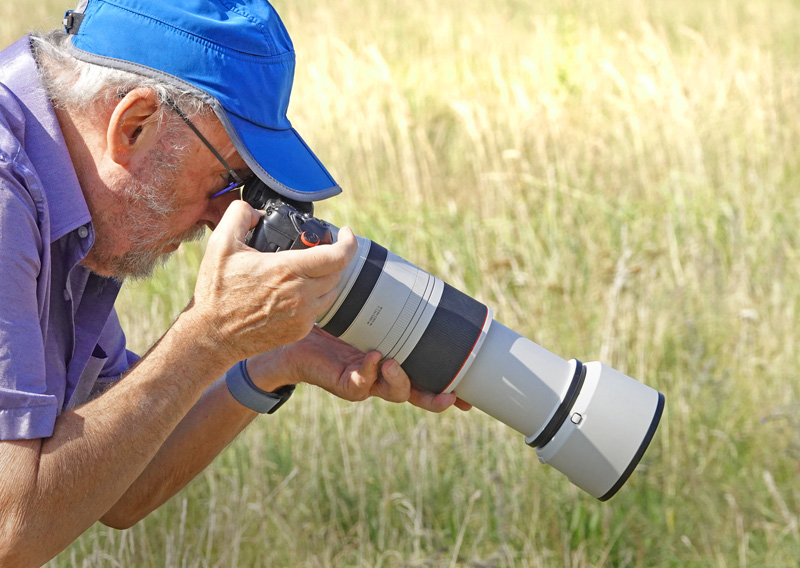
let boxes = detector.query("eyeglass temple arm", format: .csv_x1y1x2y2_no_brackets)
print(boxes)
164,100,245,186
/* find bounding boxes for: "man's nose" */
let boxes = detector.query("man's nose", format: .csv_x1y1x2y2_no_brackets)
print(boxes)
202,190,242,230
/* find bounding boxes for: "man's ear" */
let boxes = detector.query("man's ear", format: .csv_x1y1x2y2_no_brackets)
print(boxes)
107,88,162,166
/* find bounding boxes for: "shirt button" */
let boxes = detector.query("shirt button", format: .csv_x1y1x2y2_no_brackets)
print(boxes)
77,225,89,239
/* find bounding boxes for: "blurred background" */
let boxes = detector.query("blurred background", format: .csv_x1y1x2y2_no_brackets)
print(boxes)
5,0,800,566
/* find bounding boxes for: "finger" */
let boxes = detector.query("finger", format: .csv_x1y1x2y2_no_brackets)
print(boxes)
210,200,261,245
373,358,411,403
345,350,381,400
408,388,457,413
317,279,344,316
289,226,357,279
361,350,382,382
454,398,473,411
308,324,354,349
335,226,357,246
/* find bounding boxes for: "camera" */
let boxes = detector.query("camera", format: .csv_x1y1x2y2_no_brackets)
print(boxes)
243,179,665,501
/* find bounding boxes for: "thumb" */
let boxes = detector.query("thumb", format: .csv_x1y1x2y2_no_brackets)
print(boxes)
288,226,358,278
210,200,262,247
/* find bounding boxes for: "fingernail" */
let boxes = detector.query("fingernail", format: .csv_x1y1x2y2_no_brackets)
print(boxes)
385,361,399,377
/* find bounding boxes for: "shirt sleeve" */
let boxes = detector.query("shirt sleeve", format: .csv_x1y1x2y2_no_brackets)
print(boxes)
0,149,58,440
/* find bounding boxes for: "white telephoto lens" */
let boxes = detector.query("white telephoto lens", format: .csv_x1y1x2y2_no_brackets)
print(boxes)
316,230,664,500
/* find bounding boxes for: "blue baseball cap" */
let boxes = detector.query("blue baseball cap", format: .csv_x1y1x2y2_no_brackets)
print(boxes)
63,0,341,202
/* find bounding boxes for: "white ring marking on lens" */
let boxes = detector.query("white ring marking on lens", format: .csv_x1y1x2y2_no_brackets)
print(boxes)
390,277,444,364
374,259,431,357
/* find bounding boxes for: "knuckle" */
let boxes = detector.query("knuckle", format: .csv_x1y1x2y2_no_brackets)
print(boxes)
349,389,370,402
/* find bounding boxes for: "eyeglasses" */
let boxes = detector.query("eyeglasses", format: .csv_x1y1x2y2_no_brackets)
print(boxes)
165,100,249,198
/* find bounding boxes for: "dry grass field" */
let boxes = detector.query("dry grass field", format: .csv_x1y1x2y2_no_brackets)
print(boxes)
4,0,800,566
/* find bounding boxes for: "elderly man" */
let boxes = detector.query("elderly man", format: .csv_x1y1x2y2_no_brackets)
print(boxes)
0,0,462,564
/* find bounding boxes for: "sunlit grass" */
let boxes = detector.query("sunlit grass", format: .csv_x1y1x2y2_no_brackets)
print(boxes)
5,0,800,565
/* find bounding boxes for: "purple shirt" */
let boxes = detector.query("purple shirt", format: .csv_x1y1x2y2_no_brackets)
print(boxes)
0,36,138,440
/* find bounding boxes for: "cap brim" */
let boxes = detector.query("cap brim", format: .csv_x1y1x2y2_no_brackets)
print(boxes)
218,110,341,202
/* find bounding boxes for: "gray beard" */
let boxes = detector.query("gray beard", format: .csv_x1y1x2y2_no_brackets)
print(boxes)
99,219,207,281
89,135,206,281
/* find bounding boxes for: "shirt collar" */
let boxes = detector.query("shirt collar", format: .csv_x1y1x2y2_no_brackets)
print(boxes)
0,36,91,243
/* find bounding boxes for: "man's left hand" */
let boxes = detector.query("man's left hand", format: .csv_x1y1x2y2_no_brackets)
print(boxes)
246,326,470,413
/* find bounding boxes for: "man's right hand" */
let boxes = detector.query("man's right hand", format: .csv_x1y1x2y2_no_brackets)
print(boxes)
188,200,357,366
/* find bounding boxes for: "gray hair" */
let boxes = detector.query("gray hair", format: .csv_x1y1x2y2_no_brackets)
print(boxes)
31,28,208,278
31,29,209,120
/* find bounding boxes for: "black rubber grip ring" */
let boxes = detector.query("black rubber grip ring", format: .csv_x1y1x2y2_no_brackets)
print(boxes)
321,241,387,337
401,283,489,394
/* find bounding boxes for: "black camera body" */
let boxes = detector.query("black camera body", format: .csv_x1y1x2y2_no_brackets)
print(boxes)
244,180,331,252
239,177,664,501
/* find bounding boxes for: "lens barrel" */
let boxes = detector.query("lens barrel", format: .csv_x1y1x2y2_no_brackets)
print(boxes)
240,186,665,500
315,230,664,500
318,237,492,394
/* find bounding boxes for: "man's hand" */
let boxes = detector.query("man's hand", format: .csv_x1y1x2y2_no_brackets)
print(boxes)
189,201,357,366
247,326,472,413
